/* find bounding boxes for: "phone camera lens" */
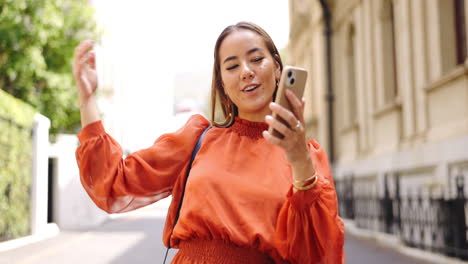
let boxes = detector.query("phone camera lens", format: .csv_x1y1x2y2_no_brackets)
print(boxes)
287,71,292,78
290,78,295,85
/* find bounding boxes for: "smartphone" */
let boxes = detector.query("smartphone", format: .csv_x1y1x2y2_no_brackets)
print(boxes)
268,66,308,139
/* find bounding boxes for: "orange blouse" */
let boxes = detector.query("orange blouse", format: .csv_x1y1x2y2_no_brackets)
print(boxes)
76,114,345,263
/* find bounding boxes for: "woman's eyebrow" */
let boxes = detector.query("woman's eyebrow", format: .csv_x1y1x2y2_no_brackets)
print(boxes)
246,47,262,55
223,47,263,64
223,56,237,64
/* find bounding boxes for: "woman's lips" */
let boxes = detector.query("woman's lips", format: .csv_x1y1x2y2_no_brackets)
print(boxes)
242,83,261,92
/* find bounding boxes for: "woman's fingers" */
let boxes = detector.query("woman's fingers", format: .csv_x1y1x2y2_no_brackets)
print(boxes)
88,51,96,70
73,40,98,100
73,40,94,79
268,89,306,134
264,91,307,149
265,115,293,139
285,89,305,124
74,40,94,60
76,56,91,87
268,102,300,132
263,96,309,163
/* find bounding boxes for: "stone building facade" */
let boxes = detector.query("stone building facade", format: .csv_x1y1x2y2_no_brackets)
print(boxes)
288,0,468,195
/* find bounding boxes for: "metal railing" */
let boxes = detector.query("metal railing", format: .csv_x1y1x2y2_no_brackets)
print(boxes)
336,172,468,260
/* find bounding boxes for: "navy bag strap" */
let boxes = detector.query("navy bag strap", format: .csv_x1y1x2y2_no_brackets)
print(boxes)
163,125,211,264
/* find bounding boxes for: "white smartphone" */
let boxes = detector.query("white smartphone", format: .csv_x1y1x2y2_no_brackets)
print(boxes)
268,66,308,139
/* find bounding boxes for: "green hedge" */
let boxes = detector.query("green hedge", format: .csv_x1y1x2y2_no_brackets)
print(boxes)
0,89,36,242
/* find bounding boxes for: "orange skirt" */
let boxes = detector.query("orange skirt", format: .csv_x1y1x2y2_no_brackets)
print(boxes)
172,240,274,264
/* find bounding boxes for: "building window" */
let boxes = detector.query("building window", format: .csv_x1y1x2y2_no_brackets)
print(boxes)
439,0,465,72
381,0,398,104
454,0,467,65
346,24,358,125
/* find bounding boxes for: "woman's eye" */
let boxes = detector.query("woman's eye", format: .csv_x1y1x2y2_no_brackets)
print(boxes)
253,57,264,62
226,65,238,71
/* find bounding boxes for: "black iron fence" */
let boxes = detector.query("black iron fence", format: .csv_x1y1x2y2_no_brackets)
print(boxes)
336,172,468,261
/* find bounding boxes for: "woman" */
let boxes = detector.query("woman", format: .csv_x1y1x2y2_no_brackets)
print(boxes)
73,22,344,263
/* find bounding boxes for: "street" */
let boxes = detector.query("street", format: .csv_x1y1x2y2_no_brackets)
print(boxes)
0,201,435,264
344,234,430,264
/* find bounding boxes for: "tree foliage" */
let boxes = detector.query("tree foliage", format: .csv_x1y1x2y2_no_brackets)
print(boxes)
0,0,96,134
0,90,35,241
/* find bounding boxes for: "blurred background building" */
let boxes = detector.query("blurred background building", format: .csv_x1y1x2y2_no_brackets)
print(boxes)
288,0,468,260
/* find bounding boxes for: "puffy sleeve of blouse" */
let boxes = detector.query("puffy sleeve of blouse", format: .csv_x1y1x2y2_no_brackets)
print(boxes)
274,140,345,264
75,114,210,214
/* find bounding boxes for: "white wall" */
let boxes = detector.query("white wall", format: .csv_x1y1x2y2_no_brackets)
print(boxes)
49,135,108,230
30,114,51,235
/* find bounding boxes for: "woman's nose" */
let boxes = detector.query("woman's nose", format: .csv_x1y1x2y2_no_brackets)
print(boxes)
240,64,254,80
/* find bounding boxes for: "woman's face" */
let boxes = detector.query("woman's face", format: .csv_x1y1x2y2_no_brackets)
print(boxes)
219,29,280,122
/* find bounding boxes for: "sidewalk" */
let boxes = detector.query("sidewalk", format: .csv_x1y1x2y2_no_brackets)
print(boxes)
344,220,468,264
0,199,176,264
345,231,430,264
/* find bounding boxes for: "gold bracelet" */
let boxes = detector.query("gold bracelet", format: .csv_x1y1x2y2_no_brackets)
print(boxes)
293,174,319,191
293,172,317,185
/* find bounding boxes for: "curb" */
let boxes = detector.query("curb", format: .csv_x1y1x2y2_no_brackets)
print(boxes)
344,219,468,264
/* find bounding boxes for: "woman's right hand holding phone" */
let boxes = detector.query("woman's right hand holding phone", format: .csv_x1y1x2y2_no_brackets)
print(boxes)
73,40,101,127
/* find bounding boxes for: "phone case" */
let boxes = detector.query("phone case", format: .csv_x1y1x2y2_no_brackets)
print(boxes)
268,66,308,139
